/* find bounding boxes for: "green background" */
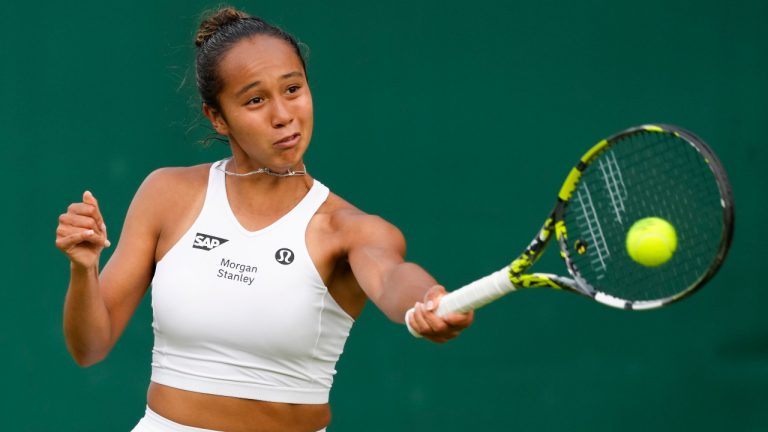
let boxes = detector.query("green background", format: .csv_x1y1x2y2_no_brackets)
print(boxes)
3,0,766,430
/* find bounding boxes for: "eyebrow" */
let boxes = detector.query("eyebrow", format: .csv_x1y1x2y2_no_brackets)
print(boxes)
235,71,305,97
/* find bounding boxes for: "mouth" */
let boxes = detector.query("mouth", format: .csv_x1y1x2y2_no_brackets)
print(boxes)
274,133,301,149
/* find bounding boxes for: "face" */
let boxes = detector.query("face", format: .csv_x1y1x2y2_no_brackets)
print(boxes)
204,36,313,172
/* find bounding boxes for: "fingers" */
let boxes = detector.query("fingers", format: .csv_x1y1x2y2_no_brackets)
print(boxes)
57,191,111,248
423,285,447,302
58,213,100,231
413,285,447,333
410,302,456,343
55,229,102,251
407,285,473,343
442,309,474,328
424,285,473,327
56,223,111,247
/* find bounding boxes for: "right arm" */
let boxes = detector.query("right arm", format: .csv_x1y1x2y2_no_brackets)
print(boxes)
342,213,473,342
58,172,167,366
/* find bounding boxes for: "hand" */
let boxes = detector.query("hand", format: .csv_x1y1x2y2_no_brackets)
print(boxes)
56,191,111,270
407,285,474,343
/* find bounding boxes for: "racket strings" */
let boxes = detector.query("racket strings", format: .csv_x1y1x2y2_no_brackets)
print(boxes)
620,133,722,300
564,130,725,302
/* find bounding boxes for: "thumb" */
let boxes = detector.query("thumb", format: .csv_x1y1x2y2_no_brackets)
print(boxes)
83,190,97,206
423,285,447,312
82,190,111,247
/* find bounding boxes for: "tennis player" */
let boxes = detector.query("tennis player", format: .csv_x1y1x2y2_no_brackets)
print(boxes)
56,7,473,432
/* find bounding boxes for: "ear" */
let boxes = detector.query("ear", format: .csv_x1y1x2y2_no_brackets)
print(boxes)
203,103,229,136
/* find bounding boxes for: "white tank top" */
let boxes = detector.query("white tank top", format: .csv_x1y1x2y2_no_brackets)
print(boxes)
149,160,355,404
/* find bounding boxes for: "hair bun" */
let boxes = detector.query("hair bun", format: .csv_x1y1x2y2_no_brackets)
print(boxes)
195,7,250,47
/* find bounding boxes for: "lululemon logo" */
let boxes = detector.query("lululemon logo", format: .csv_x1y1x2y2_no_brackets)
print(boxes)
275,248,294,265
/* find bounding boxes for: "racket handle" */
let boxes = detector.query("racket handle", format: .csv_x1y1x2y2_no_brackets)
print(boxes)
436,267,515,316
405,267,514,338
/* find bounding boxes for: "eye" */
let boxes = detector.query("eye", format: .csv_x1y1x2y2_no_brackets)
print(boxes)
246,96,263,105
286,85,301,94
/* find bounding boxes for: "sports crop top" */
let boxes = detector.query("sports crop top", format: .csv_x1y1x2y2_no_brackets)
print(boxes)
149,160,355,404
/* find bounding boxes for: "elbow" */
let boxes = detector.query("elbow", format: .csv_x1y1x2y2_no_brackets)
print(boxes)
73,356,102,368
68,346,108,368
63,325,112,367
72,353,106,368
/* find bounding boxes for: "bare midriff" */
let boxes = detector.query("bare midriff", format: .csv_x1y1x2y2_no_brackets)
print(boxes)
147,382,331,432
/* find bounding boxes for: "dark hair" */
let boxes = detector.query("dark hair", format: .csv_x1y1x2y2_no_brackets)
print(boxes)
194,7,307,111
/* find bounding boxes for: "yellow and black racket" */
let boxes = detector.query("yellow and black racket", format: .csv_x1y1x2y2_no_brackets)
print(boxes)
434,124,734,318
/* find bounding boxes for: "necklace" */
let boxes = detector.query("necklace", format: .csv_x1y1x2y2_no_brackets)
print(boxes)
215,159,307,177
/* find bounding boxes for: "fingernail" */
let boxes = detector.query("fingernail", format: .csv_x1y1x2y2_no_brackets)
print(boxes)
425,301,434,311
105,239,111,247
86,229,94,235
101,223,106,231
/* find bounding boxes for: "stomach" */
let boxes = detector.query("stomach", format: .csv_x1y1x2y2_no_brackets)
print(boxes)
147,382,331,432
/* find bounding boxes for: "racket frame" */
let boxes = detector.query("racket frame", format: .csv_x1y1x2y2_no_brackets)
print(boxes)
507,124,735,310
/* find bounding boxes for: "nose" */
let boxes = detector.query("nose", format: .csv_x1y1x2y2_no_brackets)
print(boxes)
271,97,293,129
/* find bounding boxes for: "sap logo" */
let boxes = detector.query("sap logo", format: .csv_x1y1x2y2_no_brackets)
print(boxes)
192,233,229,251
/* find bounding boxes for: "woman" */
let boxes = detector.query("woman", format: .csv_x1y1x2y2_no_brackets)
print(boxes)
56,7,473,432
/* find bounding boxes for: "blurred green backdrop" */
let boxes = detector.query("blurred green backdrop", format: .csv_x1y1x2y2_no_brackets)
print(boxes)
2,0,766,430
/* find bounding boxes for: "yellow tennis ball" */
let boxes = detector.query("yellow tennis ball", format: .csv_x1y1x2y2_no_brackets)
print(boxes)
625,217,678,267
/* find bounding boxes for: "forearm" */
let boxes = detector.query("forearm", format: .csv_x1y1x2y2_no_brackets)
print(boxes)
377,262,437,323
63,263,112,367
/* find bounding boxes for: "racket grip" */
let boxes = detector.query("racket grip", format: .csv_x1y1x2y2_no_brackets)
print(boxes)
436,267,515,316
405,267,514,338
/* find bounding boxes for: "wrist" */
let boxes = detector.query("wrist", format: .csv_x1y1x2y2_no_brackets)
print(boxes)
70,261,99,276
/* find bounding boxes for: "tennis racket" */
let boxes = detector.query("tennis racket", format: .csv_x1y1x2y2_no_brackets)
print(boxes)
413,124,734,330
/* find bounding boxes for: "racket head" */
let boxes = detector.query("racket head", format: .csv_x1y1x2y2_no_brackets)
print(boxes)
555,124,734,309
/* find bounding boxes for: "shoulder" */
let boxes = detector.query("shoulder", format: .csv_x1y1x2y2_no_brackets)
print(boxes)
138,164,211,197
125,163,213,231
318,190,406,256
132,163,211,207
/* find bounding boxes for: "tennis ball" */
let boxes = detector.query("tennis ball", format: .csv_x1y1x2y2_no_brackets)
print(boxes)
625,217,677,267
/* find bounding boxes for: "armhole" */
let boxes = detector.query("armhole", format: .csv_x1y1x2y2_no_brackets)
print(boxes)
300,182,331,286
155,163,218,264
301,185,357,322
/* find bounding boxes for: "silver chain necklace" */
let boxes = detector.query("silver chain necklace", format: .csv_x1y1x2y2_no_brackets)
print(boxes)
215,159,306,177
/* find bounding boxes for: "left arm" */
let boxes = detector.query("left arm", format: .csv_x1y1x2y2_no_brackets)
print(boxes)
344,213,473,342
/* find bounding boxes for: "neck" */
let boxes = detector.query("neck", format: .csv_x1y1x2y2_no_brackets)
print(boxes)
225,155,306,176
222,158,314,216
